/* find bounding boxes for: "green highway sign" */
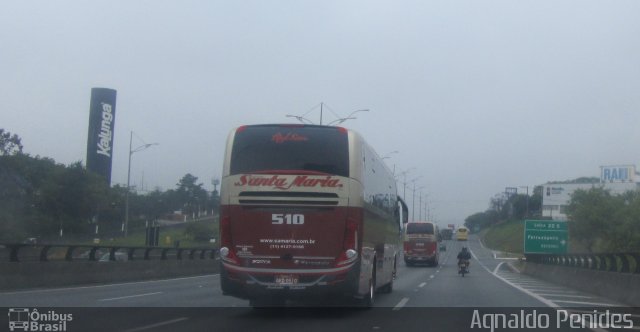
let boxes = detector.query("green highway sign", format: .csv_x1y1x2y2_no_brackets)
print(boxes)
524,220,568,254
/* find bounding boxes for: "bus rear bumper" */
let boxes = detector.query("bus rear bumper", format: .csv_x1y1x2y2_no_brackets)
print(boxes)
220,263,360,301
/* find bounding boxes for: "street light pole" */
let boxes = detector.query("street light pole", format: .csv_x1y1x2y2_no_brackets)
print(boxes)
124,131,158,237
394,167,414,201
410,176,422,222
520,186,529,217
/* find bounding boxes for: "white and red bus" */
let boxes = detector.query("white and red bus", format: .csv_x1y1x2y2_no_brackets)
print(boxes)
219,124,408,306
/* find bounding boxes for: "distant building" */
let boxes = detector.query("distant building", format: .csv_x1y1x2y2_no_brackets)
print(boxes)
542,165,640,220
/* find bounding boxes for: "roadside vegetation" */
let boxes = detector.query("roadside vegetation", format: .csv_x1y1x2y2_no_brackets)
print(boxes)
468,179,640,254
0,128,219,246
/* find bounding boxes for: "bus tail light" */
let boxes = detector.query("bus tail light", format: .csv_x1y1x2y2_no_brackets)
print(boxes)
429,242,437,253
220,212,232,248
343,217,358,251
337,217,359,266
219,208,238,264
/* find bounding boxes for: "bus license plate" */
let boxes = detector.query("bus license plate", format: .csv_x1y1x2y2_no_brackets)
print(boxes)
415,243,425,246
275,275,299,285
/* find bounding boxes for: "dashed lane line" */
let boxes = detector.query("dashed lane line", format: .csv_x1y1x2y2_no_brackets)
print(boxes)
121,317,189,332
393,297,410,311
98,292,163,302
0,274,219,295
535,294,595,299
551,300,619,307
419,282,426,288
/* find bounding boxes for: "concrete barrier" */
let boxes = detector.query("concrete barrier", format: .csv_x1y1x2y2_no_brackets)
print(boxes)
0,259,220,291
522,262,640,307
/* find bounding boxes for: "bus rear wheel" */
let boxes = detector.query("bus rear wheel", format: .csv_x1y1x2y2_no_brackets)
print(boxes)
357,267,376,308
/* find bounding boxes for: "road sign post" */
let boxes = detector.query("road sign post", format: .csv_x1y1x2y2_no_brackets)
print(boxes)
524,220,568,254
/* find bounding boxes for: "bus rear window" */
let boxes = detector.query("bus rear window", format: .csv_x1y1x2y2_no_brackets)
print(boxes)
406,223,434,235
230,125,349,177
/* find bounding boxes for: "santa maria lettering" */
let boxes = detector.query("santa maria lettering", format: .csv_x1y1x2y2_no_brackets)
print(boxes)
234,175,343,190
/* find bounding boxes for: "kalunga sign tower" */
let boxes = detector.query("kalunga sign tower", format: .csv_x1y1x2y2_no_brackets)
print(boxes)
86,88,117,185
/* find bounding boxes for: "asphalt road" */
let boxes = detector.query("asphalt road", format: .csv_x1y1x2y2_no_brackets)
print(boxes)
1,235,634,332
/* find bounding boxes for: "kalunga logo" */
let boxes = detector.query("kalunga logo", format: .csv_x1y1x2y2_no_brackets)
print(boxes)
234,175,343,190
96,102,114,157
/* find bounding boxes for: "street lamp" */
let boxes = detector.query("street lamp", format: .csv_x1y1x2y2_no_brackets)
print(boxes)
519,186,529,217
381,151,399,160
124,131,158,237
410,176,422,222
419,191,428,220
326,109,370,126
285,114,314,124
394,167,415,201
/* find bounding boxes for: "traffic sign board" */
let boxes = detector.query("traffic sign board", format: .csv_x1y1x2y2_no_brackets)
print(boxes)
524,220,568,254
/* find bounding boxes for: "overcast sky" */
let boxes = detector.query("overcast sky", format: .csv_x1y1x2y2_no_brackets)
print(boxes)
2,1,639,225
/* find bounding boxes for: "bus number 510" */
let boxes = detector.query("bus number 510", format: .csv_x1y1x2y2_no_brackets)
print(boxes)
272,214,304,225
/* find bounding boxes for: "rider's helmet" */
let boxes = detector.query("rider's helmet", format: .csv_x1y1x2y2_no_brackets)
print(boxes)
461,246,468,252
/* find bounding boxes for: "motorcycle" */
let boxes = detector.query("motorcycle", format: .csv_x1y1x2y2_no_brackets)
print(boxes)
458,259,470,277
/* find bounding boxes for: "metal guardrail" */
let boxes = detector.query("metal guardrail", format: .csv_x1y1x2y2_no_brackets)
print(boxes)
0,243,218,263
525,253,640,274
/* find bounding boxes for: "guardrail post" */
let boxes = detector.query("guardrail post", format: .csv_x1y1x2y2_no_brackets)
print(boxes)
607,254,617,272
89,247,99,261
177,249,183,260
161,248,169,260
109,247,118,261
597,255,606,271
9,245,20,262
587,255,596,269
144,248,152,260
65,246,77,261
40,246,51,262
128,248,135,261
620,254,630,273
631,254,640,274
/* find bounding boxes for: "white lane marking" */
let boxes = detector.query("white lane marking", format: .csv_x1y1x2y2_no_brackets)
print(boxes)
552,300,619,307
393,297,409,311
121,317,189,332
0,274,219,295
493,261,504,274
429,275,434,279
470,248,557,307
98,292,163,302
419,282,426,288
535,294,594,299
521,287,580,292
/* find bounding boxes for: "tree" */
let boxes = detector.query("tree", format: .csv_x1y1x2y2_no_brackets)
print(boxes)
565,187,618,252
176,174,208,217
464,210,500,231
0,129,23,156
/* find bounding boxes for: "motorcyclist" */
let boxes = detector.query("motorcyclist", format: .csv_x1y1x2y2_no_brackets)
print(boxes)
457,247,471,272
